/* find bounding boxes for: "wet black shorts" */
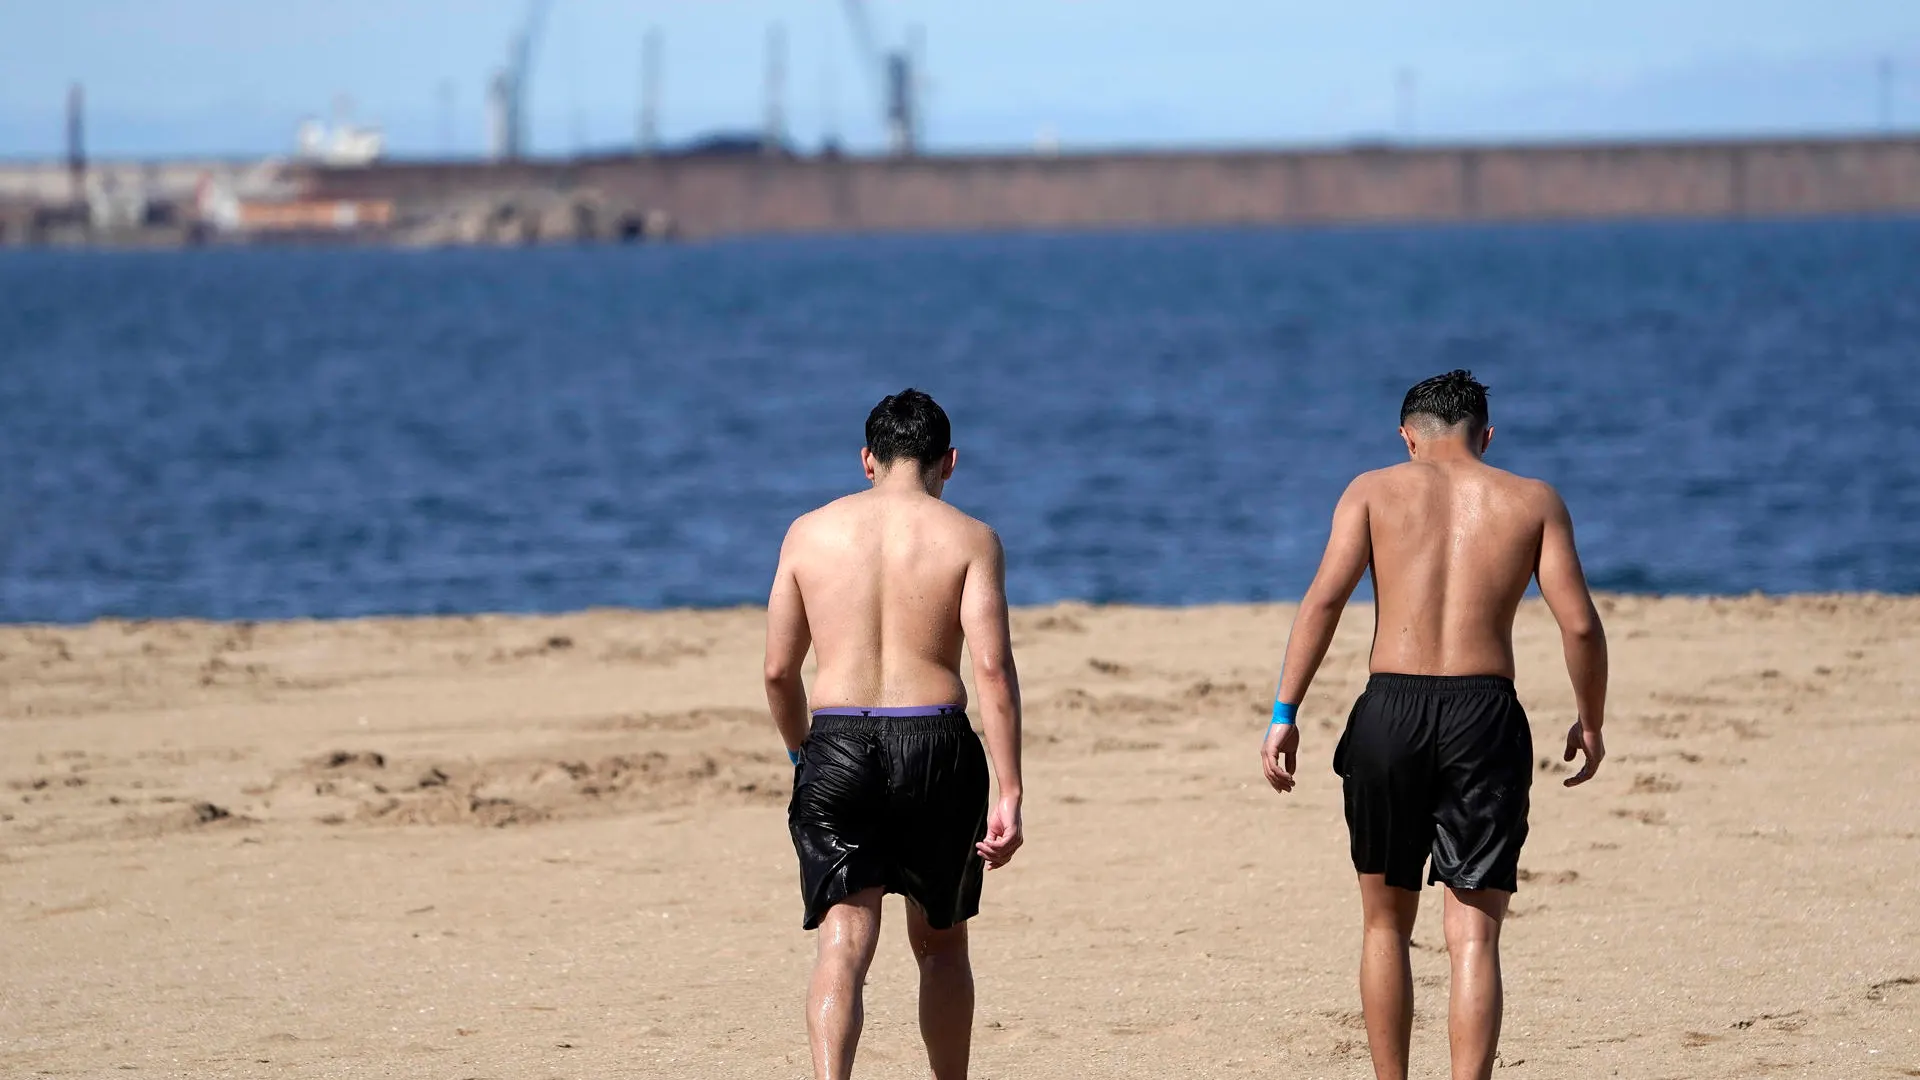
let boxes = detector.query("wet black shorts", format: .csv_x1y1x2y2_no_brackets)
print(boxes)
1332,674,1534,893
788,706,989,931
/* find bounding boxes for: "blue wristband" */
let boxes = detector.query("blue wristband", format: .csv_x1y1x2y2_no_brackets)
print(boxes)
1269,700,1298,726
788,749,801,765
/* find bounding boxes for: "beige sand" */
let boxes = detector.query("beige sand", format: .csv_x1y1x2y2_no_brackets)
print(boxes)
3,595,1917,1078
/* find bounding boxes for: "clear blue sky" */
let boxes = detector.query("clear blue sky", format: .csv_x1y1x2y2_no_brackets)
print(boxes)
3,0,1919,158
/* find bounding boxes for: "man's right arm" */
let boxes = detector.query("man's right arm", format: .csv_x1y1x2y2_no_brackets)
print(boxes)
763,525,813,761
1535,486,1608,787
1263,478,1373,794
960,528,1023,870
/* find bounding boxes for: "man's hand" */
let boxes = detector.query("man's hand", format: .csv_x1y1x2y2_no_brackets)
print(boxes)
1260,723,1300,794
976,795,1023,869
1562,720,1605,787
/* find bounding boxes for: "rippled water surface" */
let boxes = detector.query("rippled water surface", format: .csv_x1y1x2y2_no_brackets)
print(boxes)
2,219,1916,622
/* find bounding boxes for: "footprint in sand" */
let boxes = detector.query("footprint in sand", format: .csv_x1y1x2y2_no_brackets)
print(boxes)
1516,868,1580,886
1631,773,1682,794
1728,1010,1807,1032
1682,1031,1724,1048
1317,1008,1368,1031
1866,975,1918,1003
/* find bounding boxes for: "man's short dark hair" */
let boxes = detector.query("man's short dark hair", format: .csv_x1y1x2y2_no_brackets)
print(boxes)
865,388,952,468
1400,370,1490,432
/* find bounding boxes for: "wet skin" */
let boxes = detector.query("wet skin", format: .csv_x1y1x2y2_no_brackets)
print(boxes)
1262,419,1609,1080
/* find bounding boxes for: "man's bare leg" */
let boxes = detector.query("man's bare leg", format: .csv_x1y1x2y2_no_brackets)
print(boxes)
1357,874,1422,1080
906,902,973,1080
808,888,885,1080
1442,887,1508,1080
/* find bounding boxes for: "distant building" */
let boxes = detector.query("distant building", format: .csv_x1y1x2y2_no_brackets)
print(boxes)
296,119,385,168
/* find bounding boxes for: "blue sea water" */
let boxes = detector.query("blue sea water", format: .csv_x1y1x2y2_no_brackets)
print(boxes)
2,220,1917,624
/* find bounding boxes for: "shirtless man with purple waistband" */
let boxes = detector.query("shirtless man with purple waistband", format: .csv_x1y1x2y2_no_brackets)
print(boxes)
764,388,1025,1080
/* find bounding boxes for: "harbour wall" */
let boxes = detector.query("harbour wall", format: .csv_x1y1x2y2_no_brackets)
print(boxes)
295,135,1920,239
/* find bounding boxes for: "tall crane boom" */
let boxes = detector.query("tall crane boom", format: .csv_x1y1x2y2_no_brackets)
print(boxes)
838,0,917,156
499,0,554,160
839,0,883,101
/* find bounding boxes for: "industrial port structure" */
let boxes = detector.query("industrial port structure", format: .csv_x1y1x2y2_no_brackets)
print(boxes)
9,133,1916,248
293,134,1920,242
3,0,1917,246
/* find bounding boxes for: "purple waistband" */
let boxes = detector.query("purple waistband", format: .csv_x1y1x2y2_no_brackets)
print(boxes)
810,704,963,719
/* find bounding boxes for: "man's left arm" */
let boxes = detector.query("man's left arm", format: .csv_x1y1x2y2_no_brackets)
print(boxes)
1262,480,1372,794
961,529,1024,870
763,530,812,761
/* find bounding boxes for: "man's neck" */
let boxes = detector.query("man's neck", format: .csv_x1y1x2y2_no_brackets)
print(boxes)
1412,440,1483,465
871,467,938,497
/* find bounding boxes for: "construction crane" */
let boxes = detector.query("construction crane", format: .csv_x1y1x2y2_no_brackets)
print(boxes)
489,0,554,161
839,0,917,156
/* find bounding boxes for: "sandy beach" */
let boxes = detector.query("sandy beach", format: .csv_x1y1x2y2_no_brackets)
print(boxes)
2,594,1916,1078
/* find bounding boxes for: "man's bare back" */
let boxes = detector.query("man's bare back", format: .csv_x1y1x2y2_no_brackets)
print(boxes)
1352,457,1578,680
763,390,1022,1080
774,486,998,711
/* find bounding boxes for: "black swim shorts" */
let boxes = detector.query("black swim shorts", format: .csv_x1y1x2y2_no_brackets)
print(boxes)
1332,674,1533,893
788,705,989,930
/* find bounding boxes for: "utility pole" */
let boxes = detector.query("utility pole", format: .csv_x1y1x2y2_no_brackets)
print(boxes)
1396,67,1417,141
765,23,787,153
639,27,662,154
907,24,925,152
821,32,841,154
1879,56,1896,132
66,83,86,210
437,80,455,157
488,73,512,161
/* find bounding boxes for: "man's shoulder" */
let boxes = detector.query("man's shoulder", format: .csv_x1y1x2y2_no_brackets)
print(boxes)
1344,463,1418,498
783,493,865,543
785,493,995,548
1467,466,1567,529
1352,462,1561,506
925,500,1000,551
1354,463,1412,483
1483,465,1562,504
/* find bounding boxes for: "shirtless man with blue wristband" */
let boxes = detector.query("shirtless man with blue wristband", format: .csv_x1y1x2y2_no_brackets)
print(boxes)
1260,370,1609,1080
